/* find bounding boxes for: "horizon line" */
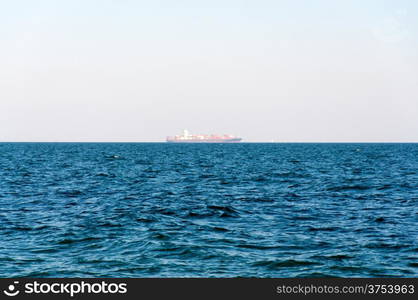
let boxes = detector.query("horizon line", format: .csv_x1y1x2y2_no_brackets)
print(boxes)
0,141,417,144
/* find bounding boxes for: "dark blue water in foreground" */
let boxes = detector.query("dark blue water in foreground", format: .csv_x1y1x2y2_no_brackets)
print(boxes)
0,143,417,277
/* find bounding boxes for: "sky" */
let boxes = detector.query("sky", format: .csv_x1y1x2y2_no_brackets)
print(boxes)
1,0,417,142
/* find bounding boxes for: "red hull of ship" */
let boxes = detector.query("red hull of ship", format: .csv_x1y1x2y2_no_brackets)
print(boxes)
167,130,242,143
166,138,242,143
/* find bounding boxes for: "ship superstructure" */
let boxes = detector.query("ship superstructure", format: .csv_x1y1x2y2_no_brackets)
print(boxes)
166,129,242,143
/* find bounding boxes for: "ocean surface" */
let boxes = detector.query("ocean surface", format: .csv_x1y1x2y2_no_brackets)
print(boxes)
0,143,417,278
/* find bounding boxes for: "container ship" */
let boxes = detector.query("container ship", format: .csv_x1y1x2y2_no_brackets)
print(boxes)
166,130,242,143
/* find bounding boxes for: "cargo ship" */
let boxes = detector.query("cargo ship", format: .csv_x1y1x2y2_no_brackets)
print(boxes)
166,130,242,143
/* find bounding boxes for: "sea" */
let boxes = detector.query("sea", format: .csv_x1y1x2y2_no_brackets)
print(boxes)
0,143,417,277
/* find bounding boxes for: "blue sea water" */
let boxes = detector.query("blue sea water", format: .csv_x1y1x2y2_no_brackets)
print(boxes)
0,143,417,278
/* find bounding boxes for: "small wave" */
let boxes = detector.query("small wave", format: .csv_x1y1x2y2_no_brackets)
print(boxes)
365,242,409,250
219,212,239,218
58,237,100,245
105,155,123,160
199,174,216,179
207,205,237,214
237,244,279,250
207,205,241,218
144,168,160,173
155,208,177,216
307,226,338,232
30,248,58,254
376,184,392,191
252,176,268,182
98,222,122,228
153,246,182,252
23,271,54,277
219,180,232,185
272,171,297,178
12,226,33,231
31,225,50,231
18,258,45,263
285,192,301,198
310,254,354,261
253,259,319,269
116,267,149,274
292,215,315,221
212,227,229,232
136,217,155,223
327,185,371,192
330,265,369,273
96,172,111,177
0,257,15,262
151,232,171,240
187,211,215,218
135,159,151,165
296,272,337,278
327,254,354,260
65,201,78,207
242,197,274,203
56,189,85,197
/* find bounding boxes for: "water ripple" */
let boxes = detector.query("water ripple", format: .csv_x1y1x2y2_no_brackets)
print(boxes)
0,143,417,277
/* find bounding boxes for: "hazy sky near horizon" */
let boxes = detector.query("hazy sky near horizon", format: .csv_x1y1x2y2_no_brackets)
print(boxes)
1,0,418,142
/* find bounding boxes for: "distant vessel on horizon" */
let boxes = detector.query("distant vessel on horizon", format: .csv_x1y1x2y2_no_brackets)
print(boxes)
166,129,242,143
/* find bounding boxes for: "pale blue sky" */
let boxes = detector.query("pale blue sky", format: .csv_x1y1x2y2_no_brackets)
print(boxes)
1,0,417,141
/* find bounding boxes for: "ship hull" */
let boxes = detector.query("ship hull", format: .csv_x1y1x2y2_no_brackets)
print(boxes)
166,138,242,143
